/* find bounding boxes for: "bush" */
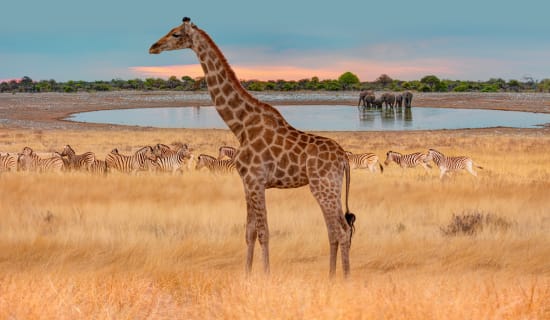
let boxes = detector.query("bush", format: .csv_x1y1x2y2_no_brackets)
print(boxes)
441,211,512,236
453,84,470,92
481,85,499,92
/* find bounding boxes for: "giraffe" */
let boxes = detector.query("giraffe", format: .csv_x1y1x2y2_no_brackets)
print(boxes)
150,17,356,277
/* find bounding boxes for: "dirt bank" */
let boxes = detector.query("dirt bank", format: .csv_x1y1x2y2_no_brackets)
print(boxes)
0,91,549,131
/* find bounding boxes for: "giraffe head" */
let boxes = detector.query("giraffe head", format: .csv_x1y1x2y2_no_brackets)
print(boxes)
149,17,196,54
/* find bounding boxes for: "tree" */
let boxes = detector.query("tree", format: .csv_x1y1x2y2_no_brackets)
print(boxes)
420,75,441,92
20,76,34,92
376,74,393,88
338,72,360,90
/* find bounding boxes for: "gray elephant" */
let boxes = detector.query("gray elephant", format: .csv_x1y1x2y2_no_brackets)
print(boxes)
403,91,413,108
381,92,396,108
358,90,376,108
395,94,403,107
373,97,383,108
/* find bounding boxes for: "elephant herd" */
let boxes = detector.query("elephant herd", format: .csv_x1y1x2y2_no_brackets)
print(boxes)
358,91,413,109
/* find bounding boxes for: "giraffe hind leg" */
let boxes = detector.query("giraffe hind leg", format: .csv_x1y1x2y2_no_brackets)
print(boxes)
308,176,352,277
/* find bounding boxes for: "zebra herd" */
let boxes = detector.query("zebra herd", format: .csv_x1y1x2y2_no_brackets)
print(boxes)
1,143,482,179
346,148,483,179
0,143,238,176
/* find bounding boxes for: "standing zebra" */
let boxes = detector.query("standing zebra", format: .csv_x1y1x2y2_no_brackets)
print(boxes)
384,150,432,171
217,145,237,160
195,154,236,175
105,146,156,174
60,144,95,171
17,147,64,173
153,147,193,174
345,151,384,173
89,159,108,176
426,149,483,179
153,143,189,157
0,152,18,172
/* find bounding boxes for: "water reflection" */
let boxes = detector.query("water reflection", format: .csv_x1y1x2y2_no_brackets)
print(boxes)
358,106,414,129
67,105,550,131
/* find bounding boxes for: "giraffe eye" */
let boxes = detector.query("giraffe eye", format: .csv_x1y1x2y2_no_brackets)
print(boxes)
172,33,181,38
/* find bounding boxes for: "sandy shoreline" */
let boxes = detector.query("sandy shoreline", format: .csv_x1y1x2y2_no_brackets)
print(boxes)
1,91,549,131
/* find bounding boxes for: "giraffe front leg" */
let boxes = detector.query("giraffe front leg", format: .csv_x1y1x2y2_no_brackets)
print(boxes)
244,187,269,275
245,205,257,274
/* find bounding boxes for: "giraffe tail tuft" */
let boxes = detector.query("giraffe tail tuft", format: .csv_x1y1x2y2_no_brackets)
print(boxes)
345,211,356,240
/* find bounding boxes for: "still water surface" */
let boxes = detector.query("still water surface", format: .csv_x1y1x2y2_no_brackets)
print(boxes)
66,105,550,131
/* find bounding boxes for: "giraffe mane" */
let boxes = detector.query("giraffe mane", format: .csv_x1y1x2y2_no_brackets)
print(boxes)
194,27,285,119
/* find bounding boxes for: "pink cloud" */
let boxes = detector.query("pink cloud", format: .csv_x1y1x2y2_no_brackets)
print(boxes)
130,58,459,82
0,78,19,83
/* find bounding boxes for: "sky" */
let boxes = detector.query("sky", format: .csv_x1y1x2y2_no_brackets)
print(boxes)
1,0,549,82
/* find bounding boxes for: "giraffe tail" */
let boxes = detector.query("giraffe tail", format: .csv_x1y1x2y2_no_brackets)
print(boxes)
343,160,356,240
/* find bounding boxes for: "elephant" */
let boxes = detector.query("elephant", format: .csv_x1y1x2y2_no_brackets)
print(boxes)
381,92,396,108
358,90,376,108
395,94,403,108
373,97,383,108
403,91,413,108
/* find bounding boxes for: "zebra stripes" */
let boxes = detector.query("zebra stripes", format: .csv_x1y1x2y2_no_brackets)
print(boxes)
153,147,193,173
17,147,64,173
196,154,236,174
384,151,432,171
105,146,156,174
345,151,383,173
60,144,95,171
218,145,237,160
0,153,18,172
89,159,108,176
426,148,483,179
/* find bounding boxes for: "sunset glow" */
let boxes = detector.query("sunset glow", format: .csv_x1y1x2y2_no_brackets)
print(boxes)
130,59,459,82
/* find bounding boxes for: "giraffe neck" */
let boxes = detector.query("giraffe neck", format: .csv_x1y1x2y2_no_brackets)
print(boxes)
190,28,290,144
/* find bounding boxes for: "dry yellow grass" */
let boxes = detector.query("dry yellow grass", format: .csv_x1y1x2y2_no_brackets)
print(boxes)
1,127,549,319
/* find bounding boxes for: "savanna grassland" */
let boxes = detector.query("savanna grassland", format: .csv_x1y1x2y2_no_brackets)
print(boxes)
1,125,549,319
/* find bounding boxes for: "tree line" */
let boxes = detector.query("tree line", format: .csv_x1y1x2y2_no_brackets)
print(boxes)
2,73,550,93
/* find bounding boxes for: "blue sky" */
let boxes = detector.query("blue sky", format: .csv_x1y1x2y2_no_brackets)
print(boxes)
1,0,549,82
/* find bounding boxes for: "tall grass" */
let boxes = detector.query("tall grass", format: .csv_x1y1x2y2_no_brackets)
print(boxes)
1,127,549,319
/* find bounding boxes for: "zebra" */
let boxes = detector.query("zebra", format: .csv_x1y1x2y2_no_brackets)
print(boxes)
17,146,64,173
384,150,432,171
345,151,384,173
0,152,18,172
426,148,483,179
153,143,189,157
105,146,156,174
89,159,108,176
60,144,95,171
153,147,193,174
195,154,236,175
218,145,237,160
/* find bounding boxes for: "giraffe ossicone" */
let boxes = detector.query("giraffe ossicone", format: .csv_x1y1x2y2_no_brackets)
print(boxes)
150,17,356,277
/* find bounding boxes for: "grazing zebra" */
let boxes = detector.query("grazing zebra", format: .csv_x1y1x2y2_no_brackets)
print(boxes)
60,144,95,171
89,159,108,176
384,150,432,171
105,146,156,174
0,152,18,172
195,154,236,175
17,146,64,173
218,145,237,160
345,151,384,173
153,147,193,174
426,149,483,179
